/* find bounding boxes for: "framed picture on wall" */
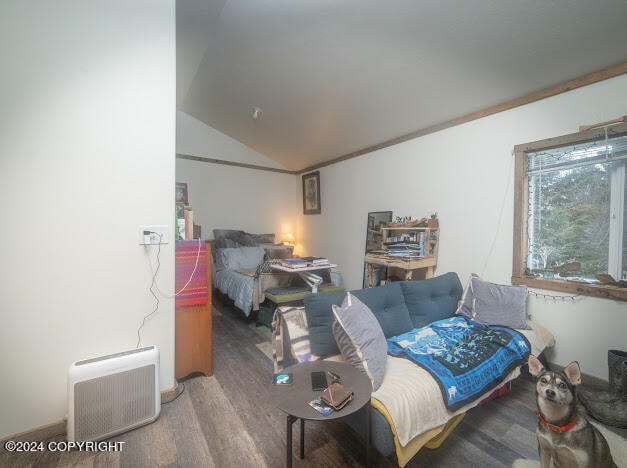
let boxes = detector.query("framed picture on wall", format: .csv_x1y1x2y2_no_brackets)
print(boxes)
176,182,188,205
302,171,321,214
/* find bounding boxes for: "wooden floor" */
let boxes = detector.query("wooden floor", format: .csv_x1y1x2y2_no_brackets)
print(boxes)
2,295,625,467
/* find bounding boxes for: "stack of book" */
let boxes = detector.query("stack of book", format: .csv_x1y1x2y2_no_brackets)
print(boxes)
385,242,424,258
301,256,330,266
279,258,310,269
279,256,330,269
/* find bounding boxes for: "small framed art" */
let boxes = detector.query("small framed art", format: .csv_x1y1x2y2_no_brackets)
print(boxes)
175,182,188,205
302,171,321,215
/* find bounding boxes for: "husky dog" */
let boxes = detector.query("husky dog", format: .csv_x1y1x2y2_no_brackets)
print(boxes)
528,355,616,468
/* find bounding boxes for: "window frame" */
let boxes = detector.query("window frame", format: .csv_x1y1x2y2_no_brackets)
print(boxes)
512,121,627,302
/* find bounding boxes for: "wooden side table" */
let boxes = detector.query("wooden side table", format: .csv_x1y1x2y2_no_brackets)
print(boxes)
273,361,372,467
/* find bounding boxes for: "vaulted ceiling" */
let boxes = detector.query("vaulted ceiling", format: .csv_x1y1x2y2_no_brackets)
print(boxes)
177,0,627,172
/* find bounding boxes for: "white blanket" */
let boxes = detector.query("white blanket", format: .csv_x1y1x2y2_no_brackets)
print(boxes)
371,320,555,447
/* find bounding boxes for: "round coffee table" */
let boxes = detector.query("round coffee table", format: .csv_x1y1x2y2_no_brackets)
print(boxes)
273,360,372,467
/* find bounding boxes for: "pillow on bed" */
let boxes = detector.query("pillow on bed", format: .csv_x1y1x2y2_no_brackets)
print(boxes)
456,273,480,318
219,246,266,270
212,238,239,263
213,229,244,240
263,244,293,259
226,231,257,246
212,237,239,250
332,292,387,391
470,276,531,329
250,233,275,244
212,229,275,246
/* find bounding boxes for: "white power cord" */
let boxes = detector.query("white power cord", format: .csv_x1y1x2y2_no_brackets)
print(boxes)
137,236,203,348
147,237,203,299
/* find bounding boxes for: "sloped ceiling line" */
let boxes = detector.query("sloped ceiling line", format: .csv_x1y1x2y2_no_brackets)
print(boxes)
179,61,627,175
176,153,296,174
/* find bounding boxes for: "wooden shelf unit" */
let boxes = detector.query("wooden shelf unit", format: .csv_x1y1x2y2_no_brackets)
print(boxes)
175,240,213,379
364,226,439,287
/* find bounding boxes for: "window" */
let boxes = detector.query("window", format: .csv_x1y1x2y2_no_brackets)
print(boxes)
512,121,627,301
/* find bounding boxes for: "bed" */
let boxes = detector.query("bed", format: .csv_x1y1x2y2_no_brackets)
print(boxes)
211,229,298,316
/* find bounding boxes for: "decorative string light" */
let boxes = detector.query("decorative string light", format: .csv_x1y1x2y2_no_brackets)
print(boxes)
604,127,612,159
527,138,616,166
527,289,582,303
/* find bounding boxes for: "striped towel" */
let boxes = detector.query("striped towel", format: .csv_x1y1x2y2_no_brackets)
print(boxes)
175,239,207,306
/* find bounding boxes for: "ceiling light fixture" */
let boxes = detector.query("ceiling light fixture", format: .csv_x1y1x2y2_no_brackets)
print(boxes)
252,106,261,120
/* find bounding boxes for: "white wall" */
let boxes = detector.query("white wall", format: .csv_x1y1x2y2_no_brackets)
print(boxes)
176,112,300,244
0,1,176,438
304,74,627,379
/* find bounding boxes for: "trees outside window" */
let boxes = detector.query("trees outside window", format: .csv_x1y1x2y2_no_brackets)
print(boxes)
512,121,627,302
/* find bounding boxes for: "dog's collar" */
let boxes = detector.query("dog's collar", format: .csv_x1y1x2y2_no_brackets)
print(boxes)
535,410,577,433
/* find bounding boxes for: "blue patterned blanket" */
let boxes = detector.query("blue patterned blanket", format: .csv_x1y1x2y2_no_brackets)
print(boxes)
387,316,530,410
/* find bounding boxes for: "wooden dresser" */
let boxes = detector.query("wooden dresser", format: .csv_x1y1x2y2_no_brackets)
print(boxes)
175,240,213,379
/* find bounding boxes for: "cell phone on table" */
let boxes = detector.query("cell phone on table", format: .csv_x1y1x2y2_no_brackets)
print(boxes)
311,371,328,391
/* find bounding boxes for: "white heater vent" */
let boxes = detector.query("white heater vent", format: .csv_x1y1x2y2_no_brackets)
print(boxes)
68,346,160,442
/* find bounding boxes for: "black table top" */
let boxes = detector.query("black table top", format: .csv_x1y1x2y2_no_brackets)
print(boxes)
273,360,372,421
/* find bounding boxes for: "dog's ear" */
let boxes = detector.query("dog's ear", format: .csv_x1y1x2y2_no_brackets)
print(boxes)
563,361,581,386
528,354,544,376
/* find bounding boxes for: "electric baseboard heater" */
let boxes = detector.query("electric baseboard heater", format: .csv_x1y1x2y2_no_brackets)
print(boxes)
67,345,160,442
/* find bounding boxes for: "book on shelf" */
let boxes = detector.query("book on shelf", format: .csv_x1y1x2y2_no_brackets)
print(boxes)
385,232,425,256
384,242,421,249
385,231,425,245
385,241,424,257
384,251,424,258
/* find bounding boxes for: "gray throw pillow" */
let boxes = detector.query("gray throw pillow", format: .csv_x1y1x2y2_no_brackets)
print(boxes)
332,292,387,391
470,277,531,329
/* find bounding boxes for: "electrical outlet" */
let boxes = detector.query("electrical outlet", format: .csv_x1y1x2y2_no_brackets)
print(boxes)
139,225,168,245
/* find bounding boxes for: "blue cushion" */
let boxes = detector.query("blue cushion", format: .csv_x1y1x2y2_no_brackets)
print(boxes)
303,291,346,357
351,283,413,338
304,282,414,357
304,276,460,357
400,272,463,328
